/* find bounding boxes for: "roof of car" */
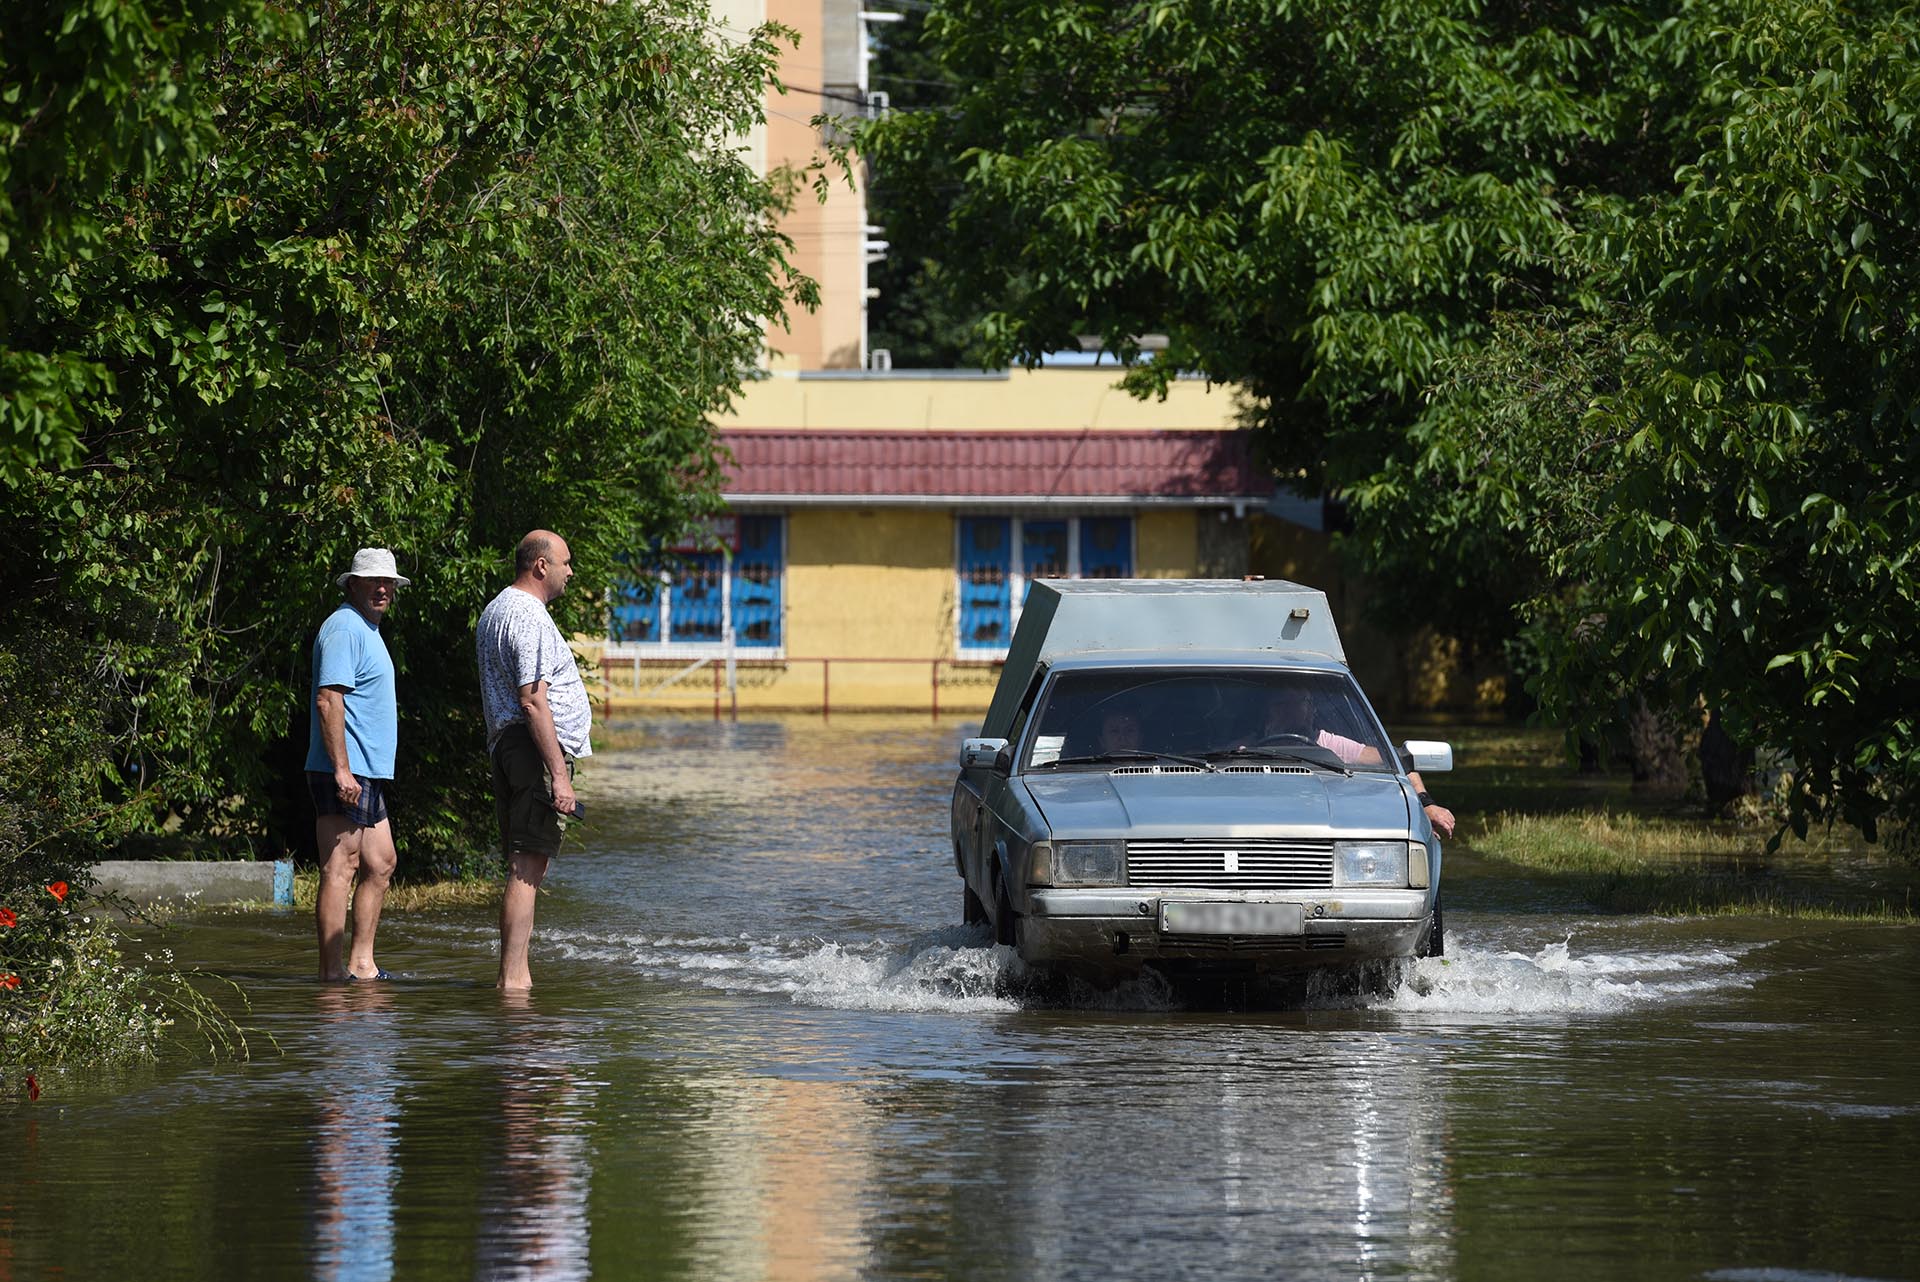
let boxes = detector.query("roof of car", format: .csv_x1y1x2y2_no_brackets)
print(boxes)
1041,651,1352,674
980,579,1347,738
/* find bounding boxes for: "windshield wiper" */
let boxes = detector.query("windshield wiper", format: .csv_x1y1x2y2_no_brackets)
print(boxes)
1036,749,1215,771
1201,746,1352,777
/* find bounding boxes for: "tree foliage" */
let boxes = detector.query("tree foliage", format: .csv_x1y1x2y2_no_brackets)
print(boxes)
1,0,814,883
859,0,1919,839
857,0,1704,640
1448,5,1920,841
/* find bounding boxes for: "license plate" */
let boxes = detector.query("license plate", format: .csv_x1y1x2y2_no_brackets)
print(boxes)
1159,901,1306,936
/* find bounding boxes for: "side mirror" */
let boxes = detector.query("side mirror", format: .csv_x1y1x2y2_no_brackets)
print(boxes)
1402,740,1454,773
961,737,1011,772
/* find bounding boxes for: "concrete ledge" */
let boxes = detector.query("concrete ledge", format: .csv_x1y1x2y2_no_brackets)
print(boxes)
93,860,294,907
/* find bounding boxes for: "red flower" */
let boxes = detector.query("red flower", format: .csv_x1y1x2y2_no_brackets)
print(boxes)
46,881,68,903
0,907,15,928
26,1073,40,1101
0,975,19,990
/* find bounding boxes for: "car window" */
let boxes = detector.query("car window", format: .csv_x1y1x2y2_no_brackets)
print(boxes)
1023,668,1393,771
1003,668,1048,756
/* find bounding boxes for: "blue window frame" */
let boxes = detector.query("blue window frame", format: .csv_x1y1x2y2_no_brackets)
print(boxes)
958,515,1132,652
958,517,1011,648
611,515,784,650
731,516,783,648
669,553,726,642
610,572,662,643
1021,521,1069,603
1080,516,1132,578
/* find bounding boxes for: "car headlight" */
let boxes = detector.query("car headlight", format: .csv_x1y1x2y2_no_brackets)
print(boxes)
1333,840,1413,887
1027,841,1054,885
1045,839,1125,887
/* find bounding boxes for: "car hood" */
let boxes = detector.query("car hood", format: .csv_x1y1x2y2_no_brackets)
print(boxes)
1021,769,1412,838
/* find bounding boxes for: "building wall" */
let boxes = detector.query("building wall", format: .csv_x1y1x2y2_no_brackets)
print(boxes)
724,367,1246,432
766,0,867,369
706,0,769,195
1136,510,1197,575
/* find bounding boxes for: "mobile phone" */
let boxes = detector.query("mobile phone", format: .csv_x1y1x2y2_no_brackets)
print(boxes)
568,801,586,820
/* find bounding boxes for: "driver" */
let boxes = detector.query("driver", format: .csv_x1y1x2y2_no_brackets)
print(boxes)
1096,708,1143,754
1257,689,1456,838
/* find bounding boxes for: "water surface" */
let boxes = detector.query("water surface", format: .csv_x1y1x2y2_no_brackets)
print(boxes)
5,718,1917,1281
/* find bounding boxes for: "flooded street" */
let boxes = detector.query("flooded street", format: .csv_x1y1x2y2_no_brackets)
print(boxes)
7,719,1920,1281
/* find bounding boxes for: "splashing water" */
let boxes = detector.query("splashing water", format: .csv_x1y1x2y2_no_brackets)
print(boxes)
1364,931,1757,1015
537,920,1758,1017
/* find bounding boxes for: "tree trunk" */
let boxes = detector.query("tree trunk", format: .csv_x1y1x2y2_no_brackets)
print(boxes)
1699,707,1756,817
1625,693,1689,795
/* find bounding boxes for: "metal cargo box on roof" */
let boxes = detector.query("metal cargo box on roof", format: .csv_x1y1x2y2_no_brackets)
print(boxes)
979,579,1344,739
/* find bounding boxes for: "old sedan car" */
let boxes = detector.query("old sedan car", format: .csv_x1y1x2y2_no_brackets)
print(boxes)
951,579,1451,980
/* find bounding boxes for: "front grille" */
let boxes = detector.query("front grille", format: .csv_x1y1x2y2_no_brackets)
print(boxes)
1127,837,1335,889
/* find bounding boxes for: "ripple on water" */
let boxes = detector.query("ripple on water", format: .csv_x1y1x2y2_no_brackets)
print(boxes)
1705,1270,1899,1282
540,919,1761,1019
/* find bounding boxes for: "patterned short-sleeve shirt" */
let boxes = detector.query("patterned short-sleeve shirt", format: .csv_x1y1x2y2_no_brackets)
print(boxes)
475,586,593,758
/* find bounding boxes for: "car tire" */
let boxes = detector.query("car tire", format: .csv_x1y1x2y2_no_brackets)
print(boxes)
963,883,988,927
993,879,1018,949
1417,896,1445,958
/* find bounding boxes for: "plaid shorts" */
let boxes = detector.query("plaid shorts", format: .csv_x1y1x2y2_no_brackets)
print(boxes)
307,771,390,827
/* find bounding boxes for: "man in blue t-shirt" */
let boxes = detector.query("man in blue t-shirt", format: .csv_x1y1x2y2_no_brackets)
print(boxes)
306,547,409,981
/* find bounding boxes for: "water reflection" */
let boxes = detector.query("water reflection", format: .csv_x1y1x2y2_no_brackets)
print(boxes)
675,1076,874,1281
991,1025,1459,1281
312,985,400,1282
475,992,594,1281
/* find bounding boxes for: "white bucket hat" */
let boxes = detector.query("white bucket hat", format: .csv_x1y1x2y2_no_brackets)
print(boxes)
336,547,412,589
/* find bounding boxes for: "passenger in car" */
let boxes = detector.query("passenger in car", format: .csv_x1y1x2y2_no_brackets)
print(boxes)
1258,689,1457,837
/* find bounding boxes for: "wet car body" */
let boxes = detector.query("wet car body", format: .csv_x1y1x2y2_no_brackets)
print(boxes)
951,581,1450,980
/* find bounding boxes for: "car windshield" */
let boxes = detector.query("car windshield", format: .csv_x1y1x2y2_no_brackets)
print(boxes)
1022,668,1395,773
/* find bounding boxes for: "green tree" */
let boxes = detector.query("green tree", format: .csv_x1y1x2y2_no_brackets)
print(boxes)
863,6,999,368
1445,5,1920,841
856,0,1706,643
1,0,254,484
858,0,1918,839
2,0,815,1069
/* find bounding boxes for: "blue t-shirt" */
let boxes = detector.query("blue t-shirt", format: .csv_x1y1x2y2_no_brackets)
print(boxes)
305,602,398,779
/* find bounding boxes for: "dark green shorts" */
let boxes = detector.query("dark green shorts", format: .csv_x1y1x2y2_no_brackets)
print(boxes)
491,721,573,859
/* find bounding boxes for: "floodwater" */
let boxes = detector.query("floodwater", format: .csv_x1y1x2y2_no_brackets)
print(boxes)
6,718,1920,1282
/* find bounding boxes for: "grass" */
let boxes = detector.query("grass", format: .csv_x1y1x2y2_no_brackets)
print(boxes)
289,872,500,913
1391,723,1918,921
1468,807,1916,922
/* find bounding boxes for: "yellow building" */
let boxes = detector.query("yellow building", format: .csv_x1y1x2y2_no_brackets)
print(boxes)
599,368,1280,714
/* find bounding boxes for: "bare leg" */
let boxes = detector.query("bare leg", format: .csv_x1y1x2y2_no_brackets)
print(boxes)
498,850,551,990
347,818,397,979
315,816,364,982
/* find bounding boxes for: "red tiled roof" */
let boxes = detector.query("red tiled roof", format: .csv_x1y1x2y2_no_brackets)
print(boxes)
718,430,1273,500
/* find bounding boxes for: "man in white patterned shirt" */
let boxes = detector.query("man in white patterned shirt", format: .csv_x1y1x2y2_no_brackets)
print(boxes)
475,529,593,989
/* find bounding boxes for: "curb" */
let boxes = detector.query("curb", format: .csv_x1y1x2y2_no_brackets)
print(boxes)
92,860,296,908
